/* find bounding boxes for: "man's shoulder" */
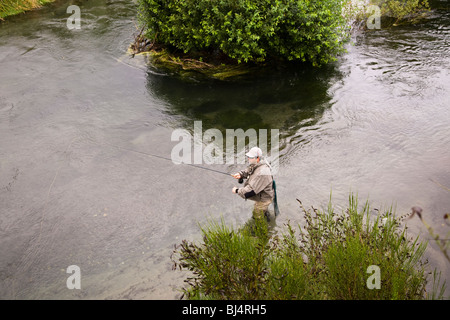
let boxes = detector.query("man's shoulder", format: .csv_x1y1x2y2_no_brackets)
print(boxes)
255,163,272,176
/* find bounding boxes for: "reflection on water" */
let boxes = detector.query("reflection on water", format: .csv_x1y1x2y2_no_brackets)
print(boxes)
146,63,344,160
0,0,449,299
147,65,340,129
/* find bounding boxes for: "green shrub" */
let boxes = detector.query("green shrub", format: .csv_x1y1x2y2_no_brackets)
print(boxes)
173,217,272,300
0,0,53,19
294,195,433,299
172,194,445,300
138,0,350,66
341,0,429,30
379,0,429,21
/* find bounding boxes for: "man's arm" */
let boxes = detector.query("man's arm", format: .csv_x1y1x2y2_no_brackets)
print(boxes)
237,183,256,199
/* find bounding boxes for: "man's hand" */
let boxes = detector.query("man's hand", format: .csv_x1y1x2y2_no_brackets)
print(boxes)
232,187,238,194
231,173,241,179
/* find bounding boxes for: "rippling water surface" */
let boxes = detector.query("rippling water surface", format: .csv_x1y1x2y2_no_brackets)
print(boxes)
0,0,449,299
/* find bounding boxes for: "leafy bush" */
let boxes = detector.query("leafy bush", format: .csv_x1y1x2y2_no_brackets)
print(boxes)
172,194,445,299
341,0,429,30
138,0,350,66
379,0,429,21
0,0,53,19
172,217,273,300
298,195,432,299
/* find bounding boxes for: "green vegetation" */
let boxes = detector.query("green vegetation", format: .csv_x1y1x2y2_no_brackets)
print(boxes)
172,194,446,299
0,0,54,20
344,0,430,28
377,0,429,22
137,0,350,67
135,0,432,78
135,46,256,80
412,181,450,264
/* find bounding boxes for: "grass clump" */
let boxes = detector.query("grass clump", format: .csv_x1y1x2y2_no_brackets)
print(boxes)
172,194,445,300
0,0,54,20
344,0,430,30
172,217,272,300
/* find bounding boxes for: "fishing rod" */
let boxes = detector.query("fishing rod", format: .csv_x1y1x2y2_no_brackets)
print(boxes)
105,142,244,183
103,141,279,215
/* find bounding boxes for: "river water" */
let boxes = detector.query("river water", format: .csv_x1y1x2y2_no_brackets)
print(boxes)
0,0,449,299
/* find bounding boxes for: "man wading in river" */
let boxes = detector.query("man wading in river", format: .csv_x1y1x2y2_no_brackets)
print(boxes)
231,147,275,225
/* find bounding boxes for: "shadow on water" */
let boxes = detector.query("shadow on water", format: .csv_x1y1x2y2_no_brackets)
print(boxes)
145,62,345,156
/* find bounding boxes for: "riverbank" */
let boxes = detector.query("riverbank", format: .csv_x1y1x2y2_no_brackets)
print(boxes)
0,0,54,20
128,30,258,80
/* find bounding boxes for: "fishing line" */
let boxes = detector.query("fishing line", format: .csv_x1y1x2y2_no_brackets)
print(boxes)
99,141,282,214
101,141,244,182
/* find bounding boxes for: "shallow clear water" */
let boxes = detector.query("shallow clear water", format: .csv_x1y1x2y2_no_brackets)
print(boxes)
0,0,449,299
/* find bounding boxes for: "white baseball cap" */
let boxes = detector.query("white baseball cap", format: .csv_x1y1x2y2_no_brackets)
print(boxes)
246,147,262,158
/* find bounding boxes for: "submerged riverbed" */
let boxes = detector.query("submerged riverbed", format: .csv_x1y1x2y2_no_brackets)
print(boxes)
0,0,449,299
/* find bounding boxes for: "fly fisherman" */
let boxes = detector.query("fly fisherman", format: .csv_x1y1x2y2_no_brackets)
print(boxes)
231,147,275,222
